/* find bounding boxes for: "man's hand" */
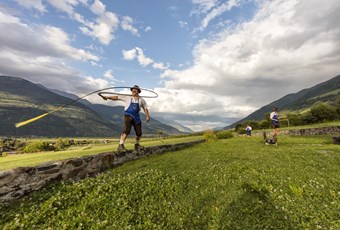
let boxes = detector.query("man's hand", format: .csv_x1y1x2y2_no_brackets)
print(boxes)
146,116,150,122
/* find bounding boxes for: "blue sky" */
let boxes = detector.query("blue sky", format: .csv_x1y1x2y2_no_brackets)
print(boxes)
1,0,340,131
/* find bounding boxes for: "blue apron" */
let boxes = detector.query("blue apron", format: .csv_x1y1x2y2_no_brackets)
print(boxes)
125,98,141,124
272,114,279,125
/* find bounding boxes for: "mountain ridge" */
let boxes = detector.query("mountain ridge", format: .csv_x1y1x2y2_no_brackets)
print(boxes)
224,74,340,129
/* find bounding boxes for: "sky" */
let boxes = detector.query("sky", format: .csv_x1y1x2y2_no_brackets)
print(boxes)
1,0,340,131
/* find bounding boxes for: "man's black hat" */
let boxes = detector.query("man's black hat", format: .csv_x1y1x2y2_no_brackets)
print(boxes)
130,85,141,93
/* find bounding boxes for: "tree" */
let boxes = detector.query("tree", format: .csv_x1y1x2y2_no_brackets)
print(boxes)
336,96,340,119
310,102,337,122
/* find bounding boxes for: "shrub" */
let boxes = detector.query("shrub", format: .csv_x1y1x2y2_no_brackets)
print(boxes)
204,129,216,141
22,141,55,153
55,139,73,150
216,130,234,139
310,103,337,122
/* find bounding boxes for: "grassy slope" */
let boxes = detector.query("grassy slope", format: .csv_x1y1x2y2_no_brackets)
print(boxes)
1,135,339,229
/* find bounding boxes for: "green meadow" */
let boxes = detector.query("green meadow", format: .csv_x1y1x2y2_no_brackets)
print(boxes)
1,134,339,229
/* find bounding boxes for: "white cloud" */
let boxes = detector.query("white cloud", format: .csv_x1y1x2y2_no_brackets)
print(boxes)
81,10,119,45
103,69,120,83
44,0,119,45
198,0,240,31
0,10,100,93
122,48,137,60
121,16,139,36
13,0,46,13
42,26,99,61
47,0,79,15
135,47,153,67
90,0,105,15
179,21,188,28
123,47,167,69
13,0,135,46
150,0,340,130
191,0,220,14
152,62,169,70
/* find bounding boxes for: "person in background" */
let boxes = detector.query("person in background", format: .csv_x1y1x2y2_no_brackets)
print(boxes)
245,125,252,138
102,85,150,153
270,107,284,137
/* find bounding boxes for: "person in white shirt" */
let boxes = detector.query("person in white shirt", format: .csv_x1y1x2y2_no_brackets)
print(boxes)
245,125,252,138
102,85,150,153
270,107,280,136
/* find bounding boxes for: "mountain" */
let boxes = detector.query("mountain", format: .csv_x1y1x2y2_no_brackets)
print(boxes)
0,76,182,137
0,76,119,137
225,74,340,129
151,115,193,133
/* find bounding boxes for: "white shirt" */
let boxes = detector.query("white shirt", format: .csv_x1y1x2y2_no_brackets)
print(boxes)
270,111,278,121
118,95,148,111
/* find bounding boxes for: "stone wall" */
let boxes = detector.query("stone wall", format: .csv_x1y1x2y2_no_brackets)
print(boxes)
287,126,340,136
0,140,204,204
241,126,340,137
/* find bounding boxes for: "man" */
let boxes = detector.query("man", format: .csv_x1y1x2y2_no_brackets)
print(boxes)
245,125,252,138
270,107,280,137
102,85,150,153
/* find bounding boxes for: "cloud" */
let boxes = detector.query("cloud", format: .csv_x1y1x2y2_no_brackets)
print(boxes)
0,10,100,93
47,0,78,15
90,0,106,15
145,26,152,32
179,21,188,28
13,0,46,13
149,0,340,130
152,62,169,70
103,69,120,83
13,0,138,46
39,0,120,45
191,0,220,14
122,48,137,60
198,0,240,31
135,47,154,67
80,10,119,45
121,16,139,36
122,47,168,70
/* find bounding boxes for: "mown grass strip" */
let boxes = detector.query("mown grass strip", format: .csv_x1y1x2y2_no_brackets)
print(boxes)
0,136,203,171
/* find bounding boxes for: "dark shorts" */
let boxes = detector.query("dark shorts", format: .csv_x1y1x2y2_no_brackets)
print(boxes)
246,131,251,136
272,123,280,128
123,115,142,136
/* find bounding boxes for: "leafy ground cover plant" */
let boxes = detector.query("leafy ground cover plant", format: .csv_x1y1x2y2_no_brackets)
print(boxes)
1,135,339,229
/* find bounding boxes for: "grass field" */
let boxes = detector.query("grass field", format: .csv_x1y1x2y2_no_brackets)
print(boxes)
1,134,339,229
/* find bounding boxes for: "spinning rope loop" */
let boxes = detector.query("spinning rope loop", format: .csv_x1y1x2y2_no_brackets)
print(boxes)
15,86,157,128
98,87,158,99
